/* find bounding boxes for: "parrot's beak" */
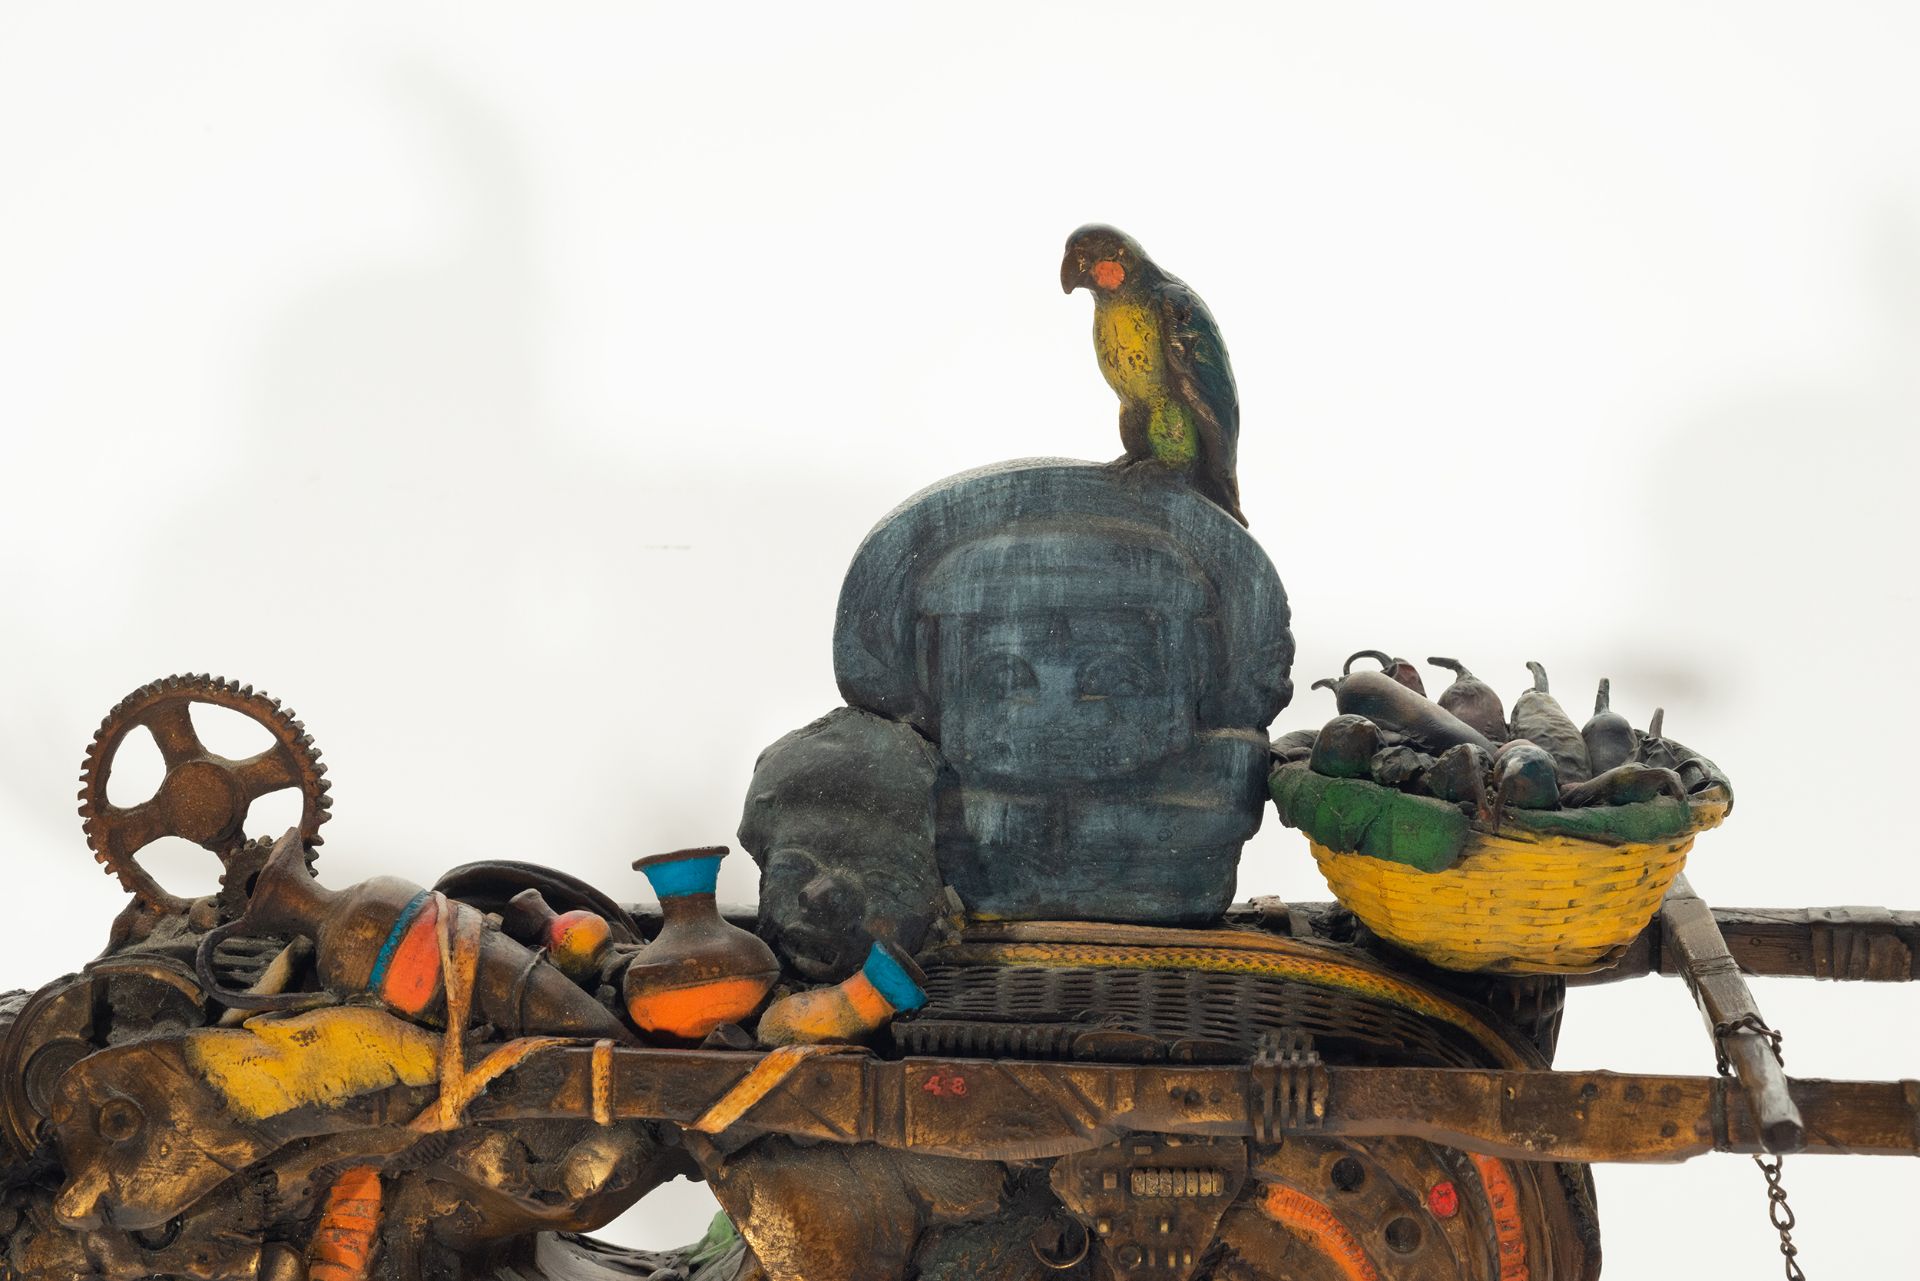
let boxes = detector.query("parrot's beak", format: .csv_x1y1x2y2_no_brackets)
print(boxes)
1060,252,1083,294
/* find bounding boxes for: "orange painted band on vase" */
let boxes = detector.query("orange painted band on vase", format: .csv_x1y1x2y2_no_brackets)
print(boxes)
625,974,777,1042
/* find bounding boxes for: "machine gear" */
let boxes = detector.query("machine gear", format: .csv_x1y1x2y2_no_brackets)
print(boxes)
76,674,330,916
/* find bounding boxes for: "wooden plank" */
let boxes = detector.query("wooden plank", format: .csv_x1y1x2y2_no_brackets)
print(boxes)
469,1046,1920,1166
1658,874,1805,1153
1571,902,1920,983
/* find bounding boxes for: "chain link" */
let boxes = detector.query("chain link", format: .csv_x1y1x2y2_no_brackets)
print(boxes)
1712,1014,1806,1279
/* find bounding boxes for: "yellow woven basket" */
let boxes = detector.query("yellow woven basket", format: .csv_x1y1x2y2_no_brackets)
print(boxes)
1297,788,1732,975
1271,757,1732,974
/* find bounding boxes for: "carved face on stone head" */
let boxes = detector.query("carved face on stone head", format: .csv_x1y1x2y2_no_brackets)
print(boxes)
918,530,1209,784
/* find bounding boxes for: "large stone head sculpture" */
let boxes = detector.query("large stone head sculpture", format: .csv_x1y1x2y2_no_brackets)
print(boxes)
833,459,1293,923
744,459,1293,976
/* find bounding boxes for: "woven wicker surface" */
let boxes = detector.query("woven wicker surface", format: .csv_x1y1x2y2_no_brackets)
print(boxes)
907,923,1539,1068
1312,829,1695,974
905,961,1500,1068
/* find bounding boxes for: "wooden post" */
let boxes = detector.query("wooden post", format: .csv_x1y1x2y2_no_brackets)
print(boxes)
1660,873,1805,1153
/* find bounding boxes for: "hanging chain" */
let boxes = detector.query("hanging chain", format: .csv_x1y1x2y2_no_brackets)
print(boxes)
1712,1013,1806,1280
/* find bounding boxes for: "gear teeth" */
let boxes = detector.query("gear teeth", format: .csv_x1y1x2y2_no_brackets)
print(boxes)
77,672,335,913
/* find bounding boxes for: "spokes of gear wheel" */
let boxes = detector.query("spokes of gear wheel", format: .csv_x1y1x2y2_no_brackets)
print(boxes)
77,674,331,916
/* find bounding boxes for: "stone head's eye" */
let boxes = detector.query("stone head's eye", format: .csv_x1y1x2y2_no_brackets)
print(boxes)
1076,654,1150,698
969,653,1037,699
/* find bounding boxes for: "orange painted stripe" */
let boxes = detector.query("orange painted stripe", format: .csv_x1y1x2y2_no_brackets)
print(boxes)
691,1044,856,1134
1259,1183,1381,1281
843,971,892,1025
307,1165,381,1281
380,896,442,1016
1469,1154,1530,1281
627,975,771,1041
591,1039,615,1126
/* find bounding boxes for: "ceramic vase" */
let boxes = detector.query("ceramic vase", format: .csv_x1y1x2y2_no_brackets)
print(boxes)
622,846,780,1043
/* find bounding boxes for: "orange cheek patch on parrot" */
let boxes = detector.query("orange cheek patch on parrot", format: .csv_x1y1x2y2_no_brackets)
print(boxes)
1092,260,1125,289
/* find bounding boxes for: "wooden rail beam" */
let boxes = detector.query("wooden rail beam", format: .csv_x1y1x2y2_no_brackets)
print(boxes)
1659,874,1805,1153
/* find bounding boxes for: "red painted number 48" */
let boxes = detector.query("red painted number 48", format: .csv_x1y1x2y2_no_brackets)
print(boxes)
922,1071,968,1097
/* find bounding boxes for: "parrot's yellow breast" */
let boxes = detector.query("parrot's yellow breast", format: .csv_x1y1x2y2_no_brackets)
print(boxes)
1093,298,1164,403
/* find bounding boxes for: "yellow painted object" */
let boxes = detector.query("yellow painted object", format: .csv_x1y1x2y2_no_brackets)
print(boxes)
1311,822,1704,975
184,1007,441,1121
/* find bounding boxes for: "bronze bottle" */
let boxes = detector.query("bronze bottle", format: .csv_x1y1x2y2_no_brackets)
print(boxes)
197,830,632,1041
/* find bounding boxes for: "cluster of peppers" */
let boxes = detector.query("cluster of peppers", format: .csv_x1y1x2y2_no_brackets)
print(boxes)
1273,651,1731,830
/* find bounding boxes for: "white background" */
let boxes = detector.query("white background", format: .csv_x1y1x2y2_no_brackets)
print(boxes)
2,3,1916,1272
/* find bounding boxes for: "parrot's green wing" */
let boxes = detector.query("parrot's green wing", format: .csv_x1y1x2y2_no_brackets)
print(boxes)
1157,278,1245,524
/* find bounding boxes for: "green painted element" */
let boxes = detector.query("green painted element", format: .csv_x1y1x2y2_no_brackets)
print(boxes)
1272,763,1705,872
1269,762,1468,872
685,1212,739,1267
1499,796,1696,845
1149,400,1198,464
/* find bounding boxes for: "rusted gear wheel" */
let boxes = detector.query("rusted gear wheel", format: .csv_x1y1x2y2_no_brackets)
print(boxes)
215,835,286,921
77,674,331,915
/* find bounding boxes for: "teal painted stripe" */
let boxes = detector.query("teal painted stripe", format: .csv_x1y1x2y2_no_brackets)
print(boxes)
862,942,926,1012
642,854,722,899
366,890,430,990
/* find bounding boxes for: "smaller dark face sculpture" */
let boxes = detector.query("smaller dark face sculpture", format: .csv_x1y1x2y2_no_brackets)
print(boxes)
757,847,878,982
937,611,1196,783
738,708,948,982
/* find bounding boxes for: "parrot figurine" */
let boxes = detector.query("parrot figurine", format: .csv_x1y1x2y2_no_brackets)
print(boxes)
1060,223,1246,525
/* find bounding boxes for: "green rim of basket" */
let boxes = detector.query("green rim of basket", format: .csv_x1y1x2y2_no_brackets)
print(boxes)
1268,761,1708,874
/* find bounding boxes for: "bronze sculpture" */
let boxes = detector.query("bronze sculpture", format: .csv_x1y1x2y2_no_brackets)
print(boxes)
2,227,1914,1281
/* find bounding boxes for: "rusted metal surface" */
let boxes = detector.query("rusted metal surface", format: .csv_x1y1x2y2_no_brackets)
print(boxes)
452,1045,1920,1166
1050,1135,1247,1280
77,674,332,917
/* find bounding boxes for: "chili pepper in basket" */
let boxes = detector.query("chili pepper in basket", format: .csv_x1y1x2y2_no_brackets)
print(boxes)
1490,739,1560,830
1312,671,1495,755
1508,662,1591,785
1344,649,1426,696
1369,744,1433,789
1424,742,1492,816
1426,657,1509,744
1581,678,1637,774
1309,715,1384,779
1271,727,1319,765
1558,762,1687,808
